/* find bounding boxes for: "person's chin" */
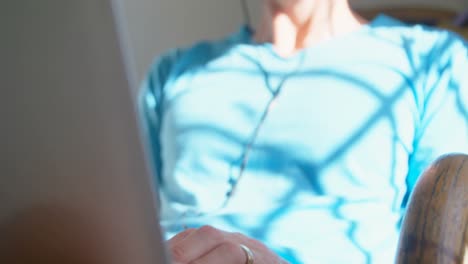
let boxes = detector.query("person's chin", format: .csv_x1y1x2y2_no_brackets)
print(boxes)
272,0,300,8
272,0,314,11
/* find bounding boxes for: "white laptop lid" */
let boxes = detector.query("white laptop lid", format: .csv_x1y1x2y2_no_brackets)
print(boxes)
0,0,168,263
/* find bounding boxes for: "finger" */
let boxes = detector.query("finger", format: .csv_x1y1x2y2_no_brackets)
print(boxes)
189,242,246,264
168,228,196,247
170,226,227,263
229,232,286,264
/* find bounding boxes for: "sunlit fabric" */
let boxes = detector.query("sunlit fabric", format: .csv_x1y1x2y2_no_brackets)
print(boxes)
140,15,468,263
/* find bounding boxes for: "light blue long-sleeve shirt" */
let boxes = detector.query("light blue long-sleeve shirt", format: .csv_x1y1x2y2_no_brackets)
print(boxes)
140,15,468,263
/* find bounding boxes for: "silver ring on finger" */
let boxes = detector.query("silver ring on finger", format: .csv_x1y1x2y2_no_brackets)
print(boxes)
240,244,254,264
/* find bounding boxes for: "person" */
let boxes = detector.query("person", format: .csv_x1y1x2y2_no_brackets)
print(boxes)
139,0,468,263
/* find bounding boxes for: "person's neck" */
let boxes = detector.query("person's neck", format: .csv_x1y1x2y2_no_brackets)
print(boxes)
254,1,367,57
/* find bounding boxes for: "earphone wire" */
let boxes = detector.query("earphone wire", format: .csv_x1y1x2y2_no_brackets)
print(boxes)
223,51,306,207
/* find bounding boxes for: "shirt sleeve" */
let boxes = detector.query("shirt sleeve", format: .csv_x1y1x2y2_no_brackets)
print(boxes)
406,32,468,200
138,49,181,187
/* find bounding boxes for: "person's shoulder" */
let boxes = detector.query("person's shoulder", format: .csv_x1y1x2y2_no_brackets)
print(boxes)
367,15,466,55
148,26,248,80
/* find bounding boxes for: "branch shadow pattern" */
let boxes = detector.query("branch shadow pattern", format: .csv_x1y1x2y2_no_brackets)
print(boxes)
145,25,467,263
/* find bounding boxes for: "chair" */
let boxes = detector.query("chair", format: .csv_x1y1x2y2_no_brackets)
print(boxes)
356,6,468,39
396,154,468,264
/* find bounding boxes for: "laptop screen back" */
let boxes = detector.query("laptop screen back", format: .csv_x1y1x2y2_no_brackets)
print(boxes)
0,1,168,263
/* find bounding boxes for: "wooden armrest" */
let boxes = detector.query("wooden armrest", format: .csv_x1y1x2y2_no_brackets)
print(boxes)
396,154,468,264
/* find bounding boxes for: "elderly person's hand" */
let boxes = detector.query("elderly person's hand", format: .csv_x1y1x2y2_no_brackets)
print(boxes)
168,225,288,264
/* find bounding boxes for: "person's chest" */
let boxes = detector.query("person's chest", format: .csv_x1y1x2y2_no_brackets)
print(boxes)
165,46,419,154
160,43,421,205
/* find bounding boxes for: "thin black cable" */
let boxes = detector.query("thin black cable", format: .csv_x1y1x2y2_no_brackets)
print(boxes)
223,52,306,207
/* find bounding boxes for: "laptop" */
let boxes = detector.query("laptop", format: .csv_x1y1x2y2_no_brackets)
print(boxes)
0,0,169,263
